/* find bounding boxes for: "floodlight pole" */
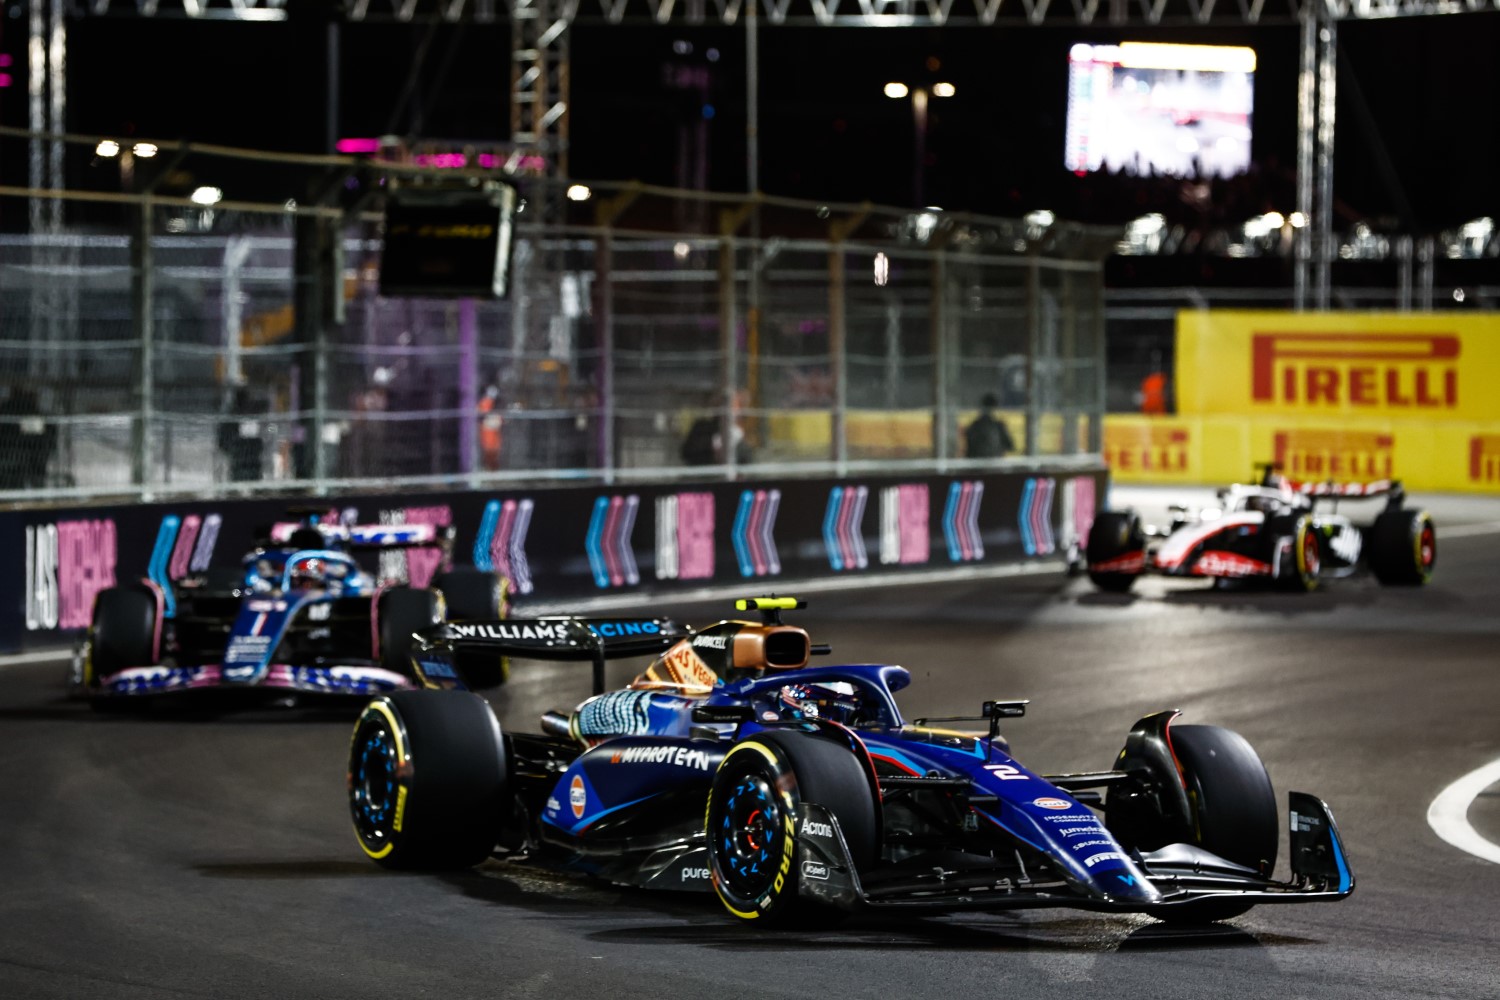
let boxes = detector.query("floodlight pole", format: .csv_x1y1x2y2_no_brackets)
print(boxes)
746,0,759,195
1295,5,1337,312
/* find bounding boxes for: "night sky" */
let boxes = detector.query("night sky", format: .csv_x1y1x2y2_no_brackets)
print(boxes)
1,8,1497,232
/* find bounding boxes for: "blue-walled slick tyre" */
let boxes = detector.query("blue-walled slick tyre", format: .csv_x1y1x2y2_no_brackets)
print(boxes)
705,731,876,925
348,690,508,870
1369,509,1436,586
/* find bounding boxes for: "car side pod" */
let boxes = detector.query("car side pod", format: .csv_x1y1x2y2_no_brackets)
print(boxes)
1287,791,1355,896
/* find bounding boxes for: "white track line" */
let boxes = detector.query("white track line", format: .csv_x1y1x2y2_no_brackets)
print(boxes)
1436,521,1500,540
0,647,72,668
1427,758,1500,865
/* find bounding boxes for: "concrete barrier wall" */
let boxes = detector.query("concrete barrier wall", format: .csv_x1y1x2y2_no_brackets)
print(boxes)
0,465,1106,653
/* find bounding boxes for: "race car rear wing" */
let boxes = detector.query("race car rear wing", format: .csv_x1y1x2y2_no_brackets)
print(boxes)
1256,463,1406,509
267,521,456,550
410,616,688,694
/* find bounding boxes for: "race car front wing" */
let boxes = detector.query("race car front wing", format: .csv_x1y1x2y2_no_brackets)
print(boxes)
792,791,1353,914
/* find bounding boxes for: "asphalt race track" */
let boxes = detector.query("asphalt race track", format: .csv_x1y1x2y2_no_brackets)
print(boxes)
3,492,1499,1000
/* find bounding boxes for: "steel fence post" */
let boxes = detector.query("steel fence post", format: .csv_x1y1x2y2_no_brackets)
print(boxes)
1025,252,1041,458
931,247,949,468
599,229,616,485
130,193,154,497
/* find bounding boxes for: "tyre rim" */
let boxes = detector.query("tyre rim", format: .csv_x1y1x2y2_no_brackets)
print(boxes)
351,723,399,845
715,773,782,898
1418,523,1435,570
1301,530,1320,578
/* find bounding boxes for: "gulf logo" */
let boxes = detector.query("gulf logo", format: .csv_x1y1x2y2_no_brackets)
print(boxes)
1033,797,1072,810
570,775,587,818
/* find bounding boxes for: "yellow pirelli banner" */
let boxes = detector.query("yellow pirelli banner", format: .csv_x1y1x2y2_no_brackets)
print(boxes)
1176,311,1500,421
1110,311,1500,494
1104,414,1500,494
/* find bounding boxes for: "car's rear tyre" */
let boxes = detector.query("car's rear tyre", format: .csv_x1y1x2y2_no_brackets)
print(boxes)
1112,724,1278,924
376,587,442,677
431,567,506,621
1272,515,1321,593
1369,509,1435,586
89,585,158,677
1086,511,1145,593
431,567,509,688
706,731,877,925
348,690,508,870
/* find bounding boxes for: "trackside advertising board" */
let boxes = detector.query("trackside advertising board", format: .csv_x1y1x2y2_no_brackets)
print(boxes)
1105,312,1500,494
0,466,1105,653
1176,311,1500,421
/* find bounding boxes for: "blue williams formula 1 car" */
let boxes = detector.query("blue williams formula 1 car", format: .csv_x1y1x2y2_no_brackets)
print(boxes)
346,598,1353,926
71,513,507,707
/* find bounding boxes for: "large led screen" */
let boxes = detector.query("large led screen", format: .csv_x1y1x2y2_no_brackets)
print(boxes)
1064,42,1255,179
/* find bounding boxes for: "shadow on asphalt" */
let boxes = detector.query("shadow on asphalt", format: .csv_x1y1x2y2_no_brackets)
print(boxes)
194,860,384,880
1074,581,1379,615
432,863,1318,954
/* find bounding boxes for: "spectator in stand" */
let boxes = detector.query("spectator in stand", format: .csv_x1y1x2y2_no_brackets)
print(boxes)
964,393,1016,459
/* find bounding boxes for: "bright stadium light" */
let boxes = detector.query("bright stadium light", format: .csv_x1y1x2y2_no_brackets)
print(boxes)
96,140,120,157
132,142,159,158
190,186,223,206
932,82,956,98
566,184,592,202
884,82,909,99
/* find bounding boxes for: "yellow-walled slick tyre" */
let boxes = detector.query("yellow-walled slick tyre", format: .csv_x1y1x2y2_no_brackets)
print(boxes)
1370,509,1436,586
348,690,508,869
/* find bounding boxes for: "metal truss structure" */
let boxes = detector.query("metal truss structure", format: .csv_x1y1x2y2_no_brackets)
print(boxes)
79,0,1500,25
50,0,1500,315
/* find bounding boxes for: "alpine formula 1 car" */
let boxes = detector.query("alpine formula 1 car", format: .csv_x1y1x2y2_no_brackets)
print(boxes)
1085,467,1435,593
71,512,507,706
346,598,1353,926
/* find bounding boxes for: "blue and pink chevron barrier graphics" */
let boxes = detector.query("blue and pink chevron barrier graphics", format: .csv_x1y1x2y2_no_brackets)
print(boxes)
823,485,869,571
732,489,782,578
474,498,535,595
943,481,985,562
1019,477,1057,556
587,494,641,588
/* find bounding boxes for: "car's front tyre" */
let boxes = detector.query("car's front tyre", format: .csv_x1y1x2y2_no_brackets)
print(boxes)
705,731,877,925
1272,514,1321,593
1107,723,1279,924
348,690,508,869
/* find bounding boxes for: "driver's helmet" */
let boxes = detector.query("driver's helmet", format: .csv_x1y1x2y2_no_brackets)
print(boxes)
290,557,326,590
776,681,858,724
1243,495,1281,514
287,526,329,551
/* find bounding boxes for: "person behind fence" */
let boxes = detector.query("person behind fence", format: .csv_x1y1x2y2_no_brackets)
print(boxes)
964,392,1016,459
0,387,56,490
218,386,264,482
681,391,753,466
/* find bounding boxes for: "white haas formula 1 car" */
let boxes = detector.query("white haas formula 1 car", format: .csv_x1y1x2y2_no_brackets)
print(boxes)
1086,467,1435,593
